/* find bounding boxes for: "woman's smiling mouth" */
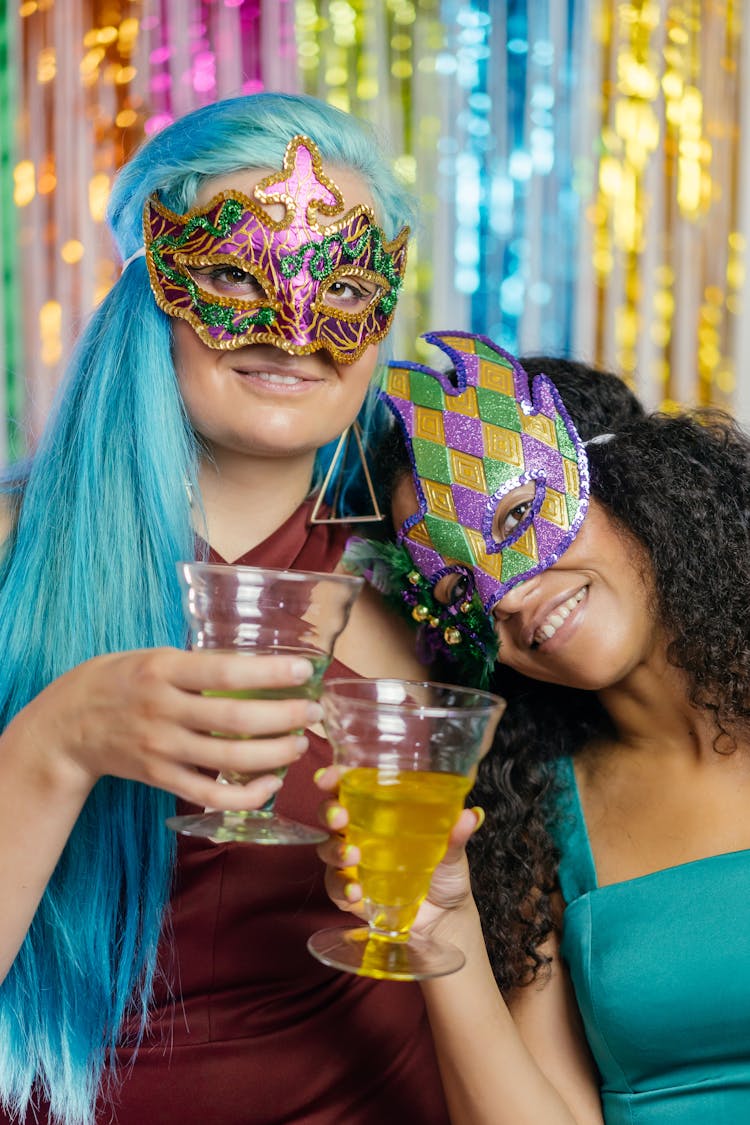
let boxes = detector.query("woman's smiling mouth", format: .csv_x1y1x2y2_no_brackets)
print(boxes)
531,586,587,648
231,365,324,391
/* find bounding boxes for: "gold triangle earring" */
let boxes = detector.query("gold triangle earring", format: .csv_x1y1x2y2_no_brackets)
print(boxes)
310,421,384,524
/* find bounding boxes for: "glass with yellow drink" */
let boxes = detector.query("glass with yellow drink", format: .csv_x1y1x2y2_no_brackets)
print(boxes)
308,678,505,980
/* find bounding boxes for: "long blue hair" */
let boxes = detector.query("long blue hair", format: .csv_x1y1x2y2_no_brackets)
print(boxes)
0,93,415,1124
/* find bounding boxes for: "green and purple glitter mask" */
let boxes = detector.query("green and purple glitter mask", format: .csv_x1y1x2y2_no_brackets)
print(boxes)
143,134,409,365
380,331,590,613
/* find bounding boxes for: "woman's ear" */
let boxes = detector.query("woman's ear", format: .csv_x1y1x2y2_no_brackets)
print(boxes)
390,471,420,533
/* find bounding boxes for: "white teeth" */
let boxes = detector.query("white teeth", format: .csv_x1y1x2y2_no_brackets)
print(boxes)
533,587,586,646
244,371,302,385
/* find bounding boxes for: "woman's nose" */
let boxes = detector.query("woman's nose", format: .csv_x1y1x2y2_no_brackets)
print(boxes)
491,573,541,623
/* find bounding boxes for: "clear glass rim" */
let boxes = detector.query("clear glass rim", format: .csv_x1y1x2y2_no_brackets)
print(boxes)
176,562,364,588
323,677,505,717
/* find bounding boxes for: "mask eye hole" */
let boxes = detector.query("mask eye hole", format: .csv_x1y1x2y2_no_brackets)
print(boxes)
317,272,383,316
433,569,473,608
491,483,538,545
184,260,269,303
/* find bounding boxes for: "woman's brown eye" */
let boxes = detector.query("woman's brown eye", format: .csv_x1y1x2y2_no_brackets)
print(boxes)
448,574,470,605
502,500,532,537
492,485,537,543
433,571,471,607
330,281,364,299
189,265,264,298
323,278,379,311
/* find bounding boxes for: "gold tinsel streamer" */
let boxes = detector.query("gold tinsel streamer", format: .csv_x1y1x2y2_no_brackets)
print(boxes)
14,0,142,442
5,2,749,451
583,0,743,413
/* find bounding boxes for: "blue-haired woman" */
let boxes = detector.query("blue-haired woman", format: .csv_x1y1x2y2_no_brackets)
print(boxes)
0,94,451,1125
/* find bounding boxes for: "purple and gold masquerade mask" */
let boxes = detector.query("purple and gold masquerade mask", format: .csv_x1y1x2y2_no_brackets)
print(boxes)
380,331,590,613
144,135,409,365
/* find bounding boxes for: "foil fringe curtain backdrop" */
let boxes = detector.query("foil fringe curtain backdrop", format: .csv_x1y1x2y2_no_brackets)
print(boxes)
0,0,747,463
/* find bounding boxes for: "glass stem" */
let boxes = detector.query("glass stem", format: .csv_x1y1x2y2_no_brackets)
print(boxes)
216,765,289,817
258,765,289,812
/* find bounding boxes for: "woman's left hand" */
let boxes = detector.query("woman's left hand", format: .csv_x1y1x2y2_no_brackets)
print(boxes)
314,765,482,938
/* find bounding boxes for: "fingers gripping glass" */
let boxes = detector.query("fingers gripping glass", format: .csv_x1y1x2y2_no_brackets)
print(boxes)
307,679,505,979
166,563,363,845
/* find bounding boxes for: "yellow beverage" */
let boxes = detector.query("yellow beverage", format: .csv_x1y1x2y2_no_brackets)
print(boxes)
340,767,471,934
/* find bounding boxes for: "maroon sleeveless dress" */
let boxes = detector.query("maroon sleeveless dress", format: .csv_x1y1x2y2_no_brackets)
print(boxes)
53,501,449,1124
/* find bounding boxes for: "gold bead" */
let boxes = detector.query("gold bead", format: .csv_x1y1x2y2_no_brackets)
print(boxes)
407,570,421,585
459,601,472,614
412,605,430,622
428,616,440,628
444,626,462,645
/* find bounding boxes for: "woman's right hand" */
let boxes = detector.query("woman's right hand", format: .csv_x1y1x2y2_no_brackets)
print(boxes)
314,765,484,940
10,647,321,809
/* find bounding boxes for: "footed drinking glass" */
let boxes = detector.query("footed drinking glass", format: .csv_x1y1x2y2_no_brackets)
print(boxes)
307,678,505,979
166,563,363,845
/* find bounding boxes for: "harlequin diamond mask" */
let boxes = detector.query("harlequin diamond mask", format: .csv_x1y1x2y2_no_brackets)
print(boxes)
380,331,590,613
143,134,409,365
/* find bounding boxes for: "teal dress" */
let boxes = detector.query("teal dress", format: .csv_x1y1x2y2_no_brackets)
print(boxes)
552,755,750,1123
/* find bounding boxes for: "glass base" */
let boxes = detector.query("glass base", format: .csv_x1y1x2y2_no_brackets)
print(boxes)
166,809,329,845
307,926,465,981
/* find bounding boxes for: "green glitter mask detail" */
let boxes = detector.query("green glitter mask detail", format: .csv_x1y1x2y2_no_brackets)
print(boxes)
149,200,277,335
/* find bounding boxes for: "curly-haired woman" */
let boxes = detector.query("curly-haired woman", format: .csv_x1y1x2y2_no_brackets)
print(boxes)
320,332,750,1124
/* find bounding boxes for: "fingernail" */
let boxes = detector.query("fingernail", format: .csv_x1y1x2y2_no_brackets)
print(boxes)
294,735,309,755
290,658,314,682
306,702,324,723
471,806,485,831
267,776,284,794
343,882,361,903
313,766,327,785
343,844,359,864
325,805,344,829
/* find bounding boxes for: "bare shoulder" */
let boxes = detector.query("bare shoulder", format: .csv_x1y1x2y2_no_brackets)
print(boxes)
507,923,603,1123
333,581,425,680
504,922,567,1026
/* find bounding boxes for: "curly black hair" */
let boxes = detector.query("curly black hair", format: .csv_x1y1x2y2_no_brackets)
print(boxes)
470,404,750,992
518,356,646,437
